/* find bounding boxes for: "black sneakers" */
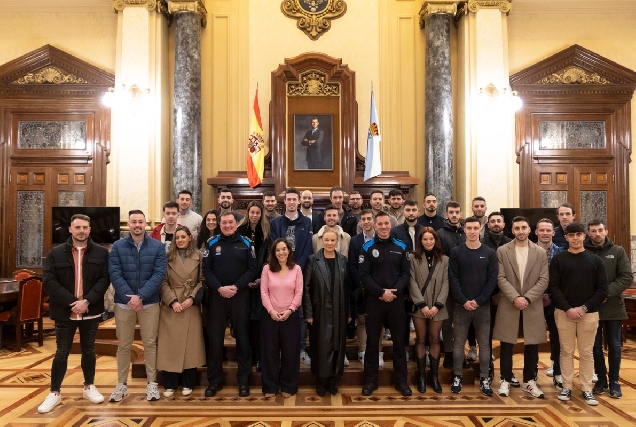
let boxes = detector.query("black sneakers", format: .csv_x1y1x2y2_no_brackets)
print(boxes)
480,377,493,397
451,375,462,394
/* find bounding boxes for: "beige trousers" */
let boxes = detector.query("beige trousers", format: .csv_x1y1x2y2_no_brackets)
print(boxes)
555,308,599,392
356,314,384,352
115,303,160,383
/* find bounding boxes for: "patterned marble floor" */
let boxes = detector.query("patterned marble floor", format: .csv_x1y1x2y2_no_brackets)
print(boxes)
1,327,636,426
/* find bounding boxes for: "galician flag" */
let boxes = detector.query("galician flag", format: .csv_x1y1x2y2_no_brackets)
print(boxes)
247,88,265,188
364,86,382,181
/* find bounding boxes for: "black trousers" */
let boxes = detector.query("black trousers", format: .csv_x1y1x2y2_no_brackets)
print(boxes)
162,368,197,390
364,295,407,385
260,310,300,394
250,319,261,364
50,318,100,392
500,342,538,383
207,290,251,386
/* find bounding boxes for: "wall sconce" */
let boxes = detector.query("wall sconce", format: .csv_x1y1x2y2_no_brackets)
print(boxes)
102,84,152,115
478,83,523,111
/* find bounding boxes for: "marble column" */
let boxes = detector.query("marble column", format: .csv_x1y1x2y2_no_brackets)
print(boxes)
421,2,459,211
169,1,206,214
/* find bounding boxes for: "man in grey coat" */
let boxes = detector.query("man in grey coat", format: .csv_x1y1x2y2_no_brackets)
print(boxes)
493,216,549,398
585,219,633,399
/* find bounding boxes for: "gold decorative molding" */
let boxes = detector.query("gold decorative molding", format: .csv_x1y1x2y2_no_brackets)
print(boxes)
480,82,500,97
419,1,460,28
467,0,512,14
167,0,207,27
281,0,347,41
538,66,610,85
12,67,88,85
113,0,158,12
287,70,340,96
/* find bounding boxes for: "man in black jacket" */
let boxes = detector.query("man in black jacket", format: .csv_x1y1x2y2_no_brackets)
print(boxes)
549,222,608,406
360,211,412,397
553,203,575,250
39,214,110,413
330,186,358,236
390,200,422,252
203,211,257,397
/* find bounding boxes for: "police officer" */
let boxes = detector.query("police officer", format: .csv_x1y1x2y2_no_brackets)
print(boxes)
203,211,257,397
359,211,412,396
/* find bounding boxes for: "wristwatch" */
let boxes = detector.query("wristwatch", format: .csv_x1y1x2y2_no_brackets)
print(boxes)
83,299,90,306
581,304,589,313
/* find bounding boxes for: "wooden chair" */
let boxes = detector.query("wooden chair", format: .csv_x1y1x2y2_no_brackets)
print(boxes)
13,269,36,281
0,276,44,351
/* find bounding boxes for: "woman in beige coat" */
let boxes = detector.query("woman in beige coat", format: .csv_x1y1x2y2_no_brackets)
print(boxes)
409,227,449,394
157,226,206,397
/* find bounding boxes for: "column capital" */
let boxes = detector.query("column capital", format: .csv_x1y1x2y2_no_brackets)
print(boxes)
419,1,461,28
113,0,159,12
467,0,512,14
165,0,207,28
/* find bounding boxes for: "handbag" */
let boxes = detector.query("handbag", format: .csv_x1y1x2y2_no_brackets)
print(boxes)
409,260,436,313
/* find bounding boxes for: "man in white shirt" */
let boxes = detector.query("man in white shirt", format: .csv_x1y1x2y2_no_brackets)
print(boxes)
176,190,203,239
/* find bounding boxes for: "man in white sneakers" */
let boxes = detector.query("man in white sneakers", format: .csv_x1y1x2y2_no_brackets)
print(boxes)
493,216,549,399
39,214,110,413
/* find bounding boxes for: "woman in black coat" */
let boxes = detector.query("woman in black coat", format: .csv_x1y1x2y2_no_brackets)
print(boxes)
303,229,351,396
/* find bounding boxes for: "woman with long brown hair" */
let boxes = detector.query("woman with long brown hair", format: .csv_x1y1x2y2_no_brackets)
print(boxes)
260,238,303,398
157,225,206,397
409,227,449,394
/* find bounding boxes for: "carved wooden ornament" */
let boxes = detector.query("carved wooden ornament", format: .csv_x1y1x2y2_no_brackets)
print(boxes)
281,0,347,40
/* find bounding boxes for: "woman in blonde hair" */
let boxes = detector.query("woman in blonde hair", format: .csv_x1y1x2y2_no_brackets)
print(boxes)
157,225,206,397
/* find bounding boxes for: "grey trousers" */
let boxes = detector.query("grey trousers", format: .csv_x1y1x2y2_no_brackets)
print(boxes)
453,304,491,378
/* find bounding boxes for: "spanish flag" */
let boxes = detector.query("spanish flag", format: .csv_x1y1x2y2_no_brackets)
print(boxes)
247,88,265,188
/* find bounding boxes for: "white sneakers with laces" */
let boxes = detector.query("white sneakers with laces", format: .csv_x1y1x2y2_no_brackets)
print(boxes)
300,351,311,365
546,360,554,377
146,381,160,401
498,379,510,397
378,352,385,367
82,385,104,403
522,380,544,398
37,392,62,413
109,383,129,402
358,351,365,365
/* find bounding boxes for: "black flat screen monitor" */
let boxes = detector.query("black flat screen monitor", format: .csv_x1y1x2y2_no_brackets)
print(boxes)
499,208,559,243
52,207,121,244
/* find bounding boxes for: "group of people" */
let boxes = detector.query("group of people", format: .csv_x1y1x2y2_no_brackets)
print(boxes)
36,186,631,413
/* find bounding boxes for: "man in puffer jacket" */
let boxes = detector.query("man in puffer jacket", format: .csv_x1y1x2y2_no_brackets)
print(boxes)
584,219,633,399
108,210,167,403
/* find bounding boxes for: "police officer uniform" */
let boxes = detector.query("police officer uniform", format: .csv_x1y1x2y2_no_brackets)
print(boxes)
203,232,257,395
359,236,411,395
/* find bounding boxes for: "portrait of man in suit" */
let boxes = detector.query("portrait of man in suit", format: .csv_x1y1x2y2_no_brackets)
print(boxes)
294,114,333,171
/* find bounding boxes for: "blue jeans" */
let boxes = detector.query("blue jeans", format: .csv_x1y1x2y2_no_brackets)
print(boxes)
593,319,622,383
50,318,100,392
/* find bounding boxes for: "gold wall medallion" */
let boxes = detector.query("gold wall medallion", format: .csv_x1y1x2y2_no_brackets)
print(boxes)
281,0,347,40
287,70,340,96
13,67,88,85
537,66,610,85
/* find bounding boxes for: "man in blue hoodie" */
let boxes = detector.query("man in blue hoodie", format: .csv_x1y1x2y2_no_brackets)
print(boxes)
108,210,167,403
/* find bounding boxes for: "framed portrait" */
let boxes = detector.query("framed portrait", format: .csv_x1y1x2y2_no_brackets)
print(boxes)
293,114,333,171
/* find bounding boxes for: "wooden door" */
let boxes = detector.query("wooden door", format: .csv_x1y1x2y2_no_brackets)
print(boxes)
534,164,615,240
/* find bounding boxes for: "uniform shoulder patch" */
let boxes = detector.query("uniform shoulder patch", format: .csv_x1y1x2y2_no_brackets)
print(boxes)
362,240,374,251
207,235,220,248
240,235,252,248
392,238,407,250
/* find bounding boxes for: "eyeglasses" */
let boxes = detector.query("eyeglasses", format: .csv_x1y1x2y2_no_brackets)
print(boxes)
566,232,585,237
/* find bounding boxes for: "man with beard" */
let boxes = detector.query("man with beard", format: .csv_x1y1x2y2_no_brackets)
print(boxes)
218,187,244,222
585,220,633,399
329,186,358,237
417,192,445,231
386,189,405,225
174,190,203,239
494,216,549,399
357,189,398,234
300,189,325,234
391,200,422,252
312,204,351,256
348,191,363,218
262,191,280,222
436,201,466,369
471,197,487,239
108,210,167,402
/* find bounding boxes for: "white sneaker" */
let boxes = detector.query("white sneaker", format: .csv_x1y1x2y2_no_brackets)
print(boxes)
358,351,365,365
522,380,544,398
582,390,599,406
498,379,510,397
300,351,311,365
384,329,392,340
378,352,385,367
109,383,129,402
546,360,554,377
466,346,478,361
82,385,104,404
37,392,61,413
592,373,598,383
553,374,564,391
163,389,175,398
146,381,160,401
344,355,350,366
182,388,192,396
409,319,415,332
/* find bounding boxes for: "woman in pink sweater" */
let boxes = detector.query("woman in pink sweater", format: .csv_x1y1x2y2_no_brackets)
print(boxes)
260,238,304,398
